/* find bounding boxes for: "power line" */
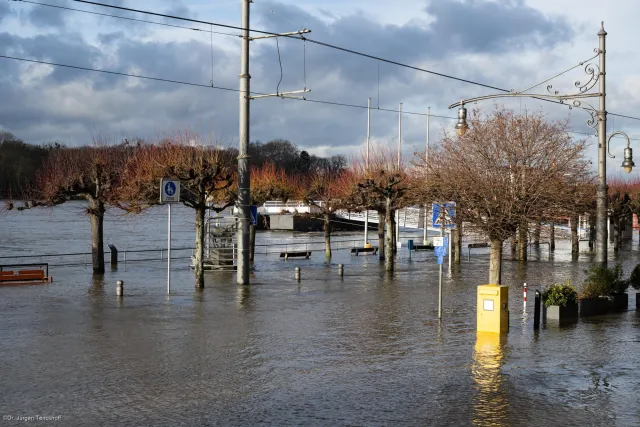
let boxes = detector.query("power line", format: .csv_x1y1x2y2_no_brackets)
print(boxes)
14,0,640,123
0,54,636,141
10,0,241,37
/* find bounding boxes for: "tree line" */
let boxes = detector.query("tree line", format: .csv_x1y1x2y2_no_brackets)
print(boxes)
7,107,639,288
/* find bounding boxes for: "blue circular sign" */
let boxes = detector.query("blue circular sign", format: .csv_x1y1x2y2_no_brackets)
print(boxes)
165,181,176,197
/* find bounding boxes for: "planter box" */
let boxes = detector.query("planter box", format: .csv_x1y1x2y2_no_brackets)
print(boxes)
544,303,578,323
579,298,611,317
611,294,628,311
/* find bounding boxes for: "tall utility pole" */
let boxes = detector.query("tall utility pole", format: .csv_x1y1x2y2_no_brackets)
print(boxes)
396,103,402,246
595,23,608,265
364,97,371,246
423,107,430,244
237,0,251,285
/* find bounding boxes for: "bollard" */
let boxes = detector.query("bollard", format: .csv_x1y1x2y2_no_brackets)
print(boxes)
523,282,527,305
338,264,344,277
294,267,301,281
116,280,124,297
533,289,541,330
108,244,118,267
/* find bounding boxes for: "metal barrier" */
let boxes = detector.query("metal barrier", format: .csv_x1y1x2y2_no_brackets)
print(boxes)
467,242,489,261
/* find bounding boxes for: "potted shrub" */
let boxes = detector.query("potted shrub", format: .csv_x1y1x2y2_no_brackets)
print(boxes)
628,263,640,310
579,264,626,316
542,281,578,323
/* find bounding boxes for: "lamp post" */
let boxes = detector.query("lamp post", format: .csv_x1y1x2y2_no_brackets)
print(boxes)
448,22,634,266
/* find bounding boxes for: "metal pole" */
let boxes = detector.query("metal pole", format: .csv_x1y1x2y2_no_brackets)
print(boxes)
167,203,171,295
364,97,370,246
396,102,402,246
438,222,444,320
424,107,430,244
448,229,452,269
237,0,251,284
596,22,608,266
534,289,541,330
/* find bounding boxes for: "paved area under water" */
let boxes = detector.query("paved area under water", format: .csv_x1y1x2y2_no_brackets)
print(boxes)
1,203,639,426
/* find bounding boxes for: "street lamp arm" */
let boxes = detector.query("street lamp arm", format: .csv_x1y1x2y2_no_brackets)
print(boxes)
606,131,631,159
606,131,635,173
447,92,599,110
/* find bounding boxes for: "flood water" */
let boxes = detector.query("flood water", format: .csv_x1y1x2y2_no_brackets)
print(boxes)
1,202,639,426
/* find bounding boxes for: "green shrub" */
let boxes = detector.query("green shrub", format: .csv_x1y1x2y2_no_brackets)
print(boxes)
581,263,627,299
542,281,578,307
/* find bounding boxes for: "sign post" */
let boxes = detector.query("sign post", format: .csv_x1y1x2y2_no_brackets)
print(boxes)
432,202,456,320
160,178,180,296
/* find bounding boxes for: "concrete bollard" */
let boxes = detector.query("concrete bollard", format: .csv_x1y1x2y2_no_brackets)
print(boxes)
534,290,541,330
338,264,344,277
116,280,124,297
294,267,301,281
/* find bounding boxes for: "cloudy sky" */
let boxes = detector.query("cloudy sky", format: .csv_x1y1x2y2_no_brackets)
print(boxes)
2,0,640,167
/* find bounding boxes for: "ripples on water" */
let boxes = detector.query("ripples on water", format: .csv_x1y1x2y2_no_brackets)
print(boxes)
0,203,639,426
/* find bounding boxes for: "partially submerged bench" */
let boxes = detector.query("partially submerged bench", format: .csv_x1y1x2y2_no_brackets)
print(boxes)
0,264,53,285
350,247,378,255
280,251,312,260
412,244,434,251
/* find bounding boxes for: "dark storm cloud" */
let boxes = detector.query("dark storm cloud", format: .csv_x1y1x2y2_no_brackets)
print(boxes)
254,0,573,88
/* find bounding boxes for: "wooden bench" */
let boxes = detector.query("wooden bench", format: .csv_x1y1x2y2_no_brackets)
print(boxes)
279,251,312,260
350,247,378,256
0,269,52,284
412,244,434,251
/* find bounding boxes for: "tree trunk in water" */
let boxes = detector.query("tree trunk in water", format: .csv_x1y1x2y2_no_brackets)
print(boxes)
452,228,461,264
489,239,503,285
377,215,385,261
324,213,332,259
613,217,619,252
385,200,394,272
391,211,397,254
549,222,555,251
533,221,541,246
194,207,205,288
89,198,105,275
570,215,579,256
517,224,527,261
249,224,256,262
510,232,517,260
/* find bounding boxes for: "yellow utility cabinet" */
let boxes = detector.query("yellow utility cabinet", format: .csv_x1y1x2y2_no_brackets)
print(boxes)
477,284,509,334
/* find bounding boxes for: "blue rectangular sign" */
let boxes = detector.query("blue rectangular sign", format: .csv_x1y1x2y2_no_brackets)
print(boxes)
250,205,258,225
436,255,444,265
434,237,448,257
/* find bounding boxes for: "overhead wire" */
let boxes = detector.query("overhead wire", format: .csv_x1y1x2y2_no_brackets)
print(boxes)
10,0,241,37
2,53,626,140
15,0,640,122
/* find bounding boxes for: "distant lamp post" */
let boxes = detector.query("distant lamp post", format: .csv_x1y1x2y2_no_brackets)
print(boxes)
607,131,635,174
447,22,633,266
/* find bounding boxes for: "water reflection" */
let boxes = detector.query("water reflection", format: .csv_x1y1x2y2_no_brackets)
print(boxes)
472,332,508,427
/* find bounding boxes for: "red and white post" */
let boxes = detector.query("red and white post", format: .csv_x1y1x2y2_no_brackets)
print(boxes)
523,282,527,306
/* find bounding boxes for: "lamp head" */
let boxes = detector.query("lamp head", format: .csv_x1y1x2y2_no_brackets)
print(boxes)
455,105,468,136
622,146,634,174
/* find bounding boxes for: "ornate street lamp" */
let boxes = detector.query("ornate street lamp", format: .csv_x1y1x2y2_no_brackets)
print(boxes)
607,131,635,174
448,22,634,265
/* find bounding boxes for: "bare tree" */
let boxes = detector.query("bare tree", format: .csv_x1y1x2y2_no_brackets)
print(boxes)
33,144,129,274
427,108,589,284
118,135,234,288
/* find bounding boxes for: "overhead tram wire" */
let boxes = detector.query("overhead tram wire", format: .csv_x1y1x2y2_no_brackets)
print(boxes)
66,0,640,123
0,54,636,141
10,0,241,37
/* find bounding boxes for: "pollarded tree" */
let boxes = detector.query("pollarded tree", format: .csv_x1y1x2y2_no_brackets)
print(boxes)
301,169,352,259
428,108,588,284
117,134,234,288
249,163,298,260
353,147,409,272
33,144,129,274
